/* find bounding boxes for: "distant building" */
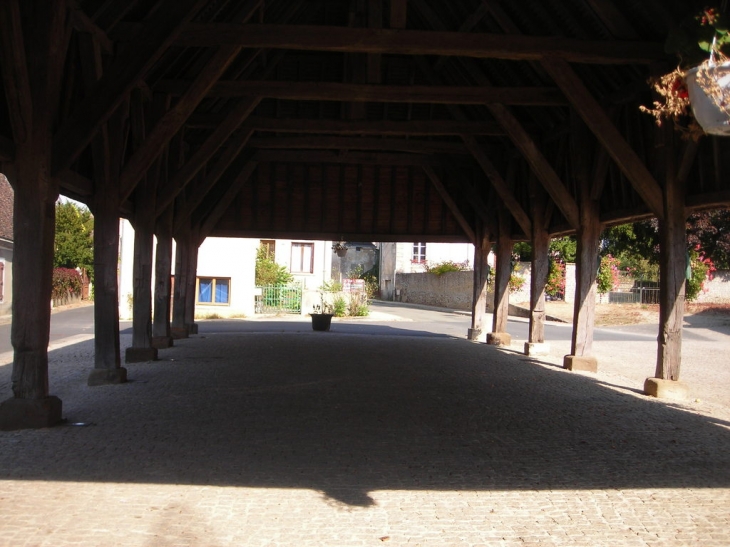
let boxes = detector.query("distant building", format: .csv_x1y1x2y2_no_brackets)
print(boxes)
0,174,13,317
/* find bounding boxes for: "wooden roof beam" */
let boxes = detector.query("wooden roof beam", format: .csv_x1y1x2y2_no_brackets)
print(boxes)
423,166,476,243
0,0,33,146
154,80,568,106
462,135,531,237
52,0,209,175
252,149,435,166
237,116,506,136
390,0,407,29
248,136,470,154
176,23,667,65
541,57,664,220
68,1,114,54
199,161,259,239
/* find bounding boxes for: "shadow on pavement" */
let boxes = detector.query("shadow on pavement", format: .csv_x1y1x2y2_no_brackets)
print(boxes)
1,329,729,508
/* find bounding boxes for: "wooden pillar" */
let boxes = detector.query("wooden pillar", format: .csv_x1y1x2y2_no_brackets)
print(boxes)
184,229,200,334
468,221,490,342
171,230,190,338
125,213,157,362
487,207,512,346
152,207,174,348
0,0,65,428
563,194,601,372
525,179,550,356
88,192,127,385
645,129,689,399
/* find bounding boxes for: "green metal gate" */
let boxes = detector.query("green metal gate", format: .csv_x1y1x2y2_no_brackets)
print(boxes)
255,283,303,314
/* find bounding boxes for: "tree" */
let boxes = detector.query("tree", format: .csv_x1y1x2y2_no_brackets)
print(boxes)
255,245,293,286
54,200,94,280
686,209,730,269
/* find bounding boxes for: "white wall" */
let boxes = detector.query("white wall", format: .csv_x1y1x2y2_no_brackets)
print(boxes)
273,239,332,291
394,242,492,273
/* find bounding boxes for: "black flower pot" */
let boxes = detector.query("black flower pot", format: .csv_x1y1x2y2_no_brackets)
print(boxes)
311,313,333,331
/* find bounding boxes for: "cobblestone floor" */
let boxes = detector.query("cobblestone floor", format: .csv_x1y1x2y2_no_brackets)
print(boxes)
0,328,729,546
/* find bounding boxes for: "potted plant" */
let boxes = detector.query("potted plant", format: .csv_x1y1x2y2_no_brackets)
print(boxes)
332,241,348,258
642,6,730,137
310,302,334,331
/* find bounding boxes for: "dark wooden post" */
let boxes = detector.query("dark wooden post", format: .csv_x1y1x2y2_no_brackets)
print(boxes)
184,229,201,334
171,230,190,339
0,0,65,428
487,207,512,346
563,190,601,372
88,190,126,385
525,178,550,356
152,206,174,348
468,221,490,342
644,129,690,399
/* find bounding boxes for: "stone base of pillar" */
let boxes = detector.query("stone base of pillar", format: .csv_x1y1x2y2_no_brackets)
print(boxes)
524,342,551,356
151,336,173,349
188,323,199,334
171,326,189,339
467,328,485,342
87,367,128,387
644,377,689,401
0,396,63,430
563,355,598,372
487,332,511,346
125,347,158,363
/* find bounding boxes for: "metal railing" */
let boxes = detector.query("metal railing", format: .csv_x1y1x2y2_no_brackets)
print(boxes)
255,283,303,314
607,287,660,305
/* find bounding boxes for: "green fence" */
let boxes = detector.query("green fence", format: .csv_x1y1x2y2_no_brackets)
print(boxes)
256,283,302,314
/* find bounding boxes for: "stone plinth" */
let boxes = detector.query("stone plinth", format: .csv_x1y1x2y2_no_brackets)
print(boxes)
524,342,551,356
644,378,689,400
151,336,174,349
0,396,62,430
88,367,127,386
467,328,486,342
563,355,598,372
171,326,189,339
125,347,158,363
487,332,511,346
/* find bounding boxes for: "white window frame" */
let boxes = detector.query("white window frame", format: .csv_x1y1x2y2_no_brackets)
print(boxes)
290,242,314,274
412,242,427,264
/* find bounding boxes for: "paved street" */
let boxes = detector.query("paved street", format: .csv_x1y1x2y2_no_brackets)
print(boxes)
0,303,729,546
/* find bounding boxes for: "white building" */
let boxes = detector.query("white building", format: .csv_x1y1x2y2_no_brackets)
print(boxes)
118,220,333,319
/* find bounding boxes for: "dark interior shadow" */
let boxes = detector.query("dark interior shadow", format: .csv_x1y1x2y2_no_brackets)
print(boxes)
1,331,729,508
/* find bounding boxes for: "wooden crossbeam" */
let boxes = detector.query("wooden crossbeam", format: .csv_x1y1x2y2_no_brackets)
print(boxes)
227,116,505,135
390,0,407,28
68,1,114,53
248,136,469,154
154,80,568,106
200,161,259,238
155,97,260,217
116,45,243,202
423,166,476,243
52,0,209,175
462,135,531,237
541,57,664,220
176,23,666,64
253,149,434,166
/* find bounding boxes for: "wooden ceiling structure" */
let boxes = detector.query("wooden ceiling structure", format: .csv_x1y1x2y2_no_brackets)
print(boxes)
0,0,728,428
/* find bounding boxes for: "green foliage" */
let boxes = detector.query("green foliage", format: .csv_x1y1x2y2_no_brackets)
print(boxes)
255,245,293,286
686,209,730,269
597,255,621,295
508,264,525,293
545,260,565,299
549,237,577,263
512,242,532,261
686,248,717,302
424,260,469,276
54,201,94,281
332,296,347,317
665,5,730,68
52,267,82,302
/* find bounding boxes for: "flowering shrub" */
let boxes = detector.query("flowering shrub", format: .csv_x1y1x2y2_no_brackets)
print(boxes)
597,255,621,294
686,247,717,302
52,268,82,302
545,259,565,299
424,260,470,276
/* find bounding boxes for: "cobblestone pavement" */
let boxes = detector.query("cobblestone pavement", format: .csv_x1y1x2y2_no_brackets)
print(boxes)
1,325,729,546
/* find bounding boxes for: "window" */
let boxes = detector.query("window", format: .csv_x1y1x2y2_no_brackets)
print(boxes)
291,243,314,274
412,243,426,263
197,277,230,305
260,239,276,259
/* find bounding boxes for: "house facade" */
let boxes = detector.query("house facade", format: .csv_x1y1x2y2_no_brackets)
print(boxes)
118,220,333,319
379,241,490,301
0,175,13,317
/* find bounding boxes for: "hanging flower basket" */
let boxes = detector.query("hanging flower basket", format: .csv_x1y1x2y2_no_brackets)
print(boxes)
332,242,348,257
685,60,730,135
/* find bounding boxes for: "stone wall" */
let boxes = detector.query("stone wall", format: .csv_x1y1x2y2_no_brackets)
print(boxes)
395,270,474,310
695,270,730,304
